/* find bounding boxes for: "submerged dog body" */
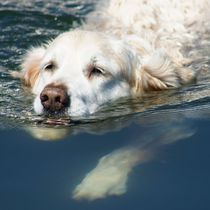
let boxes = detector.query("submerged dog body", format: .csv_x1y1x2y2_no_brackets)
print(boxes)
20,0,209,116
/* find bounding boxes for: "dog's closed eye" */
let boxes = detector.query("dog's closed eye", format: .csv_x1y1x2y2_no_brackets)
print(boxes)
43,61,57,72
91,66,104,75
88,65,106,79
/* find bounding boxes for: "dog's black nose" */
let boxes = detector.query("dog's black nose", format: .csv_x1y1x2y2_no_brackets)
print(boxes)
40,84,70,113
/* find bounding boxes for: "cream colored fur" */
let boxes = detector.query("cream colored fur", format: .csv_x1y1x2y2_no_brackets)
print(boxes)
18,0,209,116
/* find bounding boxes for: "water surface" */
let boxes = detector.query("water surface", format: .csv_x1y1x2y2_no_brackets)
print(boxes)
0,1,210,210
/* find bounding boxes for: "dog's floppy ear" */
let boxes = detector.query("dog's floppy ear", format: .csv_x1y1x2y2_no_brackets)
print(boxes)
21,47,46,88
134,50,195,93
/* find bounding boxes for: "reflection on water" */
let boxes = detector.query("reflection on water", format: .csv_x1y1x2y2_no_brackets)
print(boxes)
72,123,194,200
20,102,209,202
24,108,198,201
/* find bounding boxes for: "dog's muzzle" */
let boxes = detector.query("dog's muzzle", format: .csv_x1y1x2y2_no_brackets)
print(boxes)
40,84,70,114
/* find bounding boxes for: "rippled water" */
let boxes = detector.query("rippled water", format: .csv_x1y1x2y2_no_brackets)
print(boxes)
1,1,210,210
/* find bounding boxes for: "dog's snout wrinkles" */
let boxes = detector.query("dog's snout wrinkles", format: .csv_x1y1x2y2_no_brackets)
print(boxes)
40,85,69,113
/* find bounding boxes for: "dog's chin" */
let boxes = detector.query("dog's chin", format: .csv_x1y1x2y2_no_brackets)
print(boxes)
43,109,68,118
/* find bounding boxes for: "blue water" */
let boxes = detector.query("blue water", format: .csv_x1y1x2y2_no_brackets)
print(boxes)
0,1,210,210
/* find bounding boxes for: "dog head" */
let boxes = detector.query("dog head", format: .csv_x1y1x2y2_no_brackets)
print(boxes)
22,30,140,116
21,30,194,117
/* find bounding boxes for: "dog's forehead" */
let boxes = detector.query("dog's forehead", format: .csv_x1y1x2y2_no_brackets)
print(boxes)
48,30,120,56
42,30,131,74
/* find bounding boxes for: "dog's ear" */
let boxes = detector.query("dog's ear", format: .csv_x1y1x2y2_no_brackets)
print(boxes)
21,47,46,88
134,50,195,93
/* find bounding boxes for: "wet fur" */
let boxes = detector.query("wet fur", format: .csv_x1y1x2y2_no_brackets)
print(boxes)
15,0,209,116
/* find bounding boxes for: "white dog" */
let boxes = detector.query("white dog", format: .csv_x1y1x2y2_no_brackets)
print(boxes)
14,0,209,201
17,0,209,117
